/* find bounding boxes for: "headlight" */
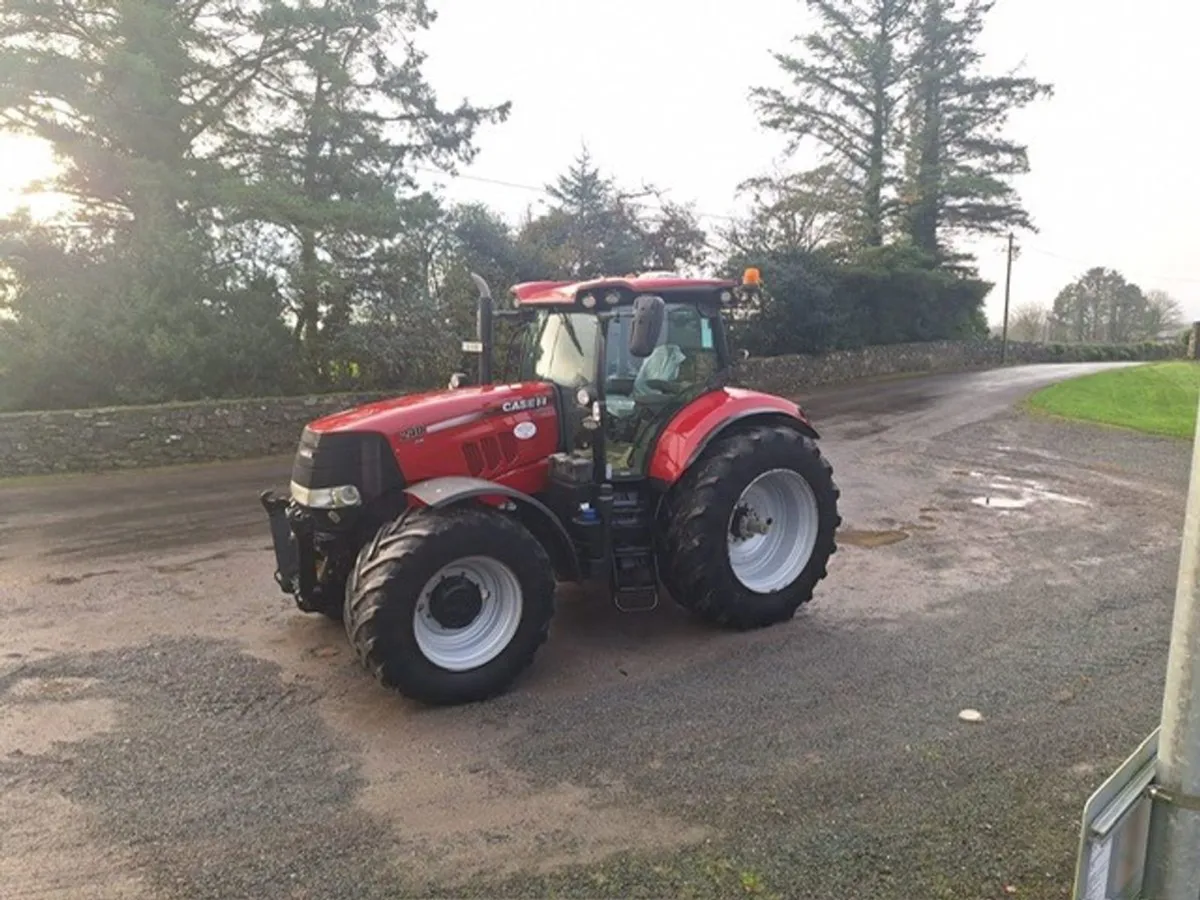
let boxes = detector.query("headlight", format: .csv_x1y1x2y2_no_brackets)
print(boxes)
290,482,362,509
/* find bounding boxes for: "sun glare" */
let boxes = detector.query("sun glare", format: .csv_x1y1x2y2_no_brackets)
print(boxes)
0,133,67,220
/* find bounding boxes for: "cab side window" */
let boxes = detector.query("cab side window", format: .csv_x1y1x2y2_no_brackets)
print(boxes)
523,312,598,389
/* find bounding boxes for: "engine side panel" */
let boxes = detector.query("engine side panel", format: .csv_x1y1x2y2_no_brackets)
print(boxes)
647,388,819,486
392,388,560,497
297,381,561,499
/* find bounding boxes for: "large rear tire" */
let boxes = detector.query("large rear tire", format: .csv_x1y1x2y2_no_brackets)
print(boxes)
344,505,555,705
662,424,841,630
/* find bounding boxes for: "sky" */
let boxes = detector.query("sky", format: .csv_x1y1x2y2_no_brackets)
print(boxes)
1,0,1196,328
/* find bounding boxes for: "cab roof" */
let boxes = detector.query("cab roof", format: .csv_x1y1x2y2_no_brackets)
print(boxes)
511,274,739,308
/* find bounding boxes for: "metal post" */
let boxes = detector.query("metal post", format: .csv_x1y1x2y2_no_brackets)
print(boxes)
1001,232,1014,364
1143,385,1200,899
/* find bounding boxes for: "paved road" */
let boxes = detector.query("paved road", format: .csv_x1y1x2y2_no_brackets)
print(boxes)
0,362,1187,899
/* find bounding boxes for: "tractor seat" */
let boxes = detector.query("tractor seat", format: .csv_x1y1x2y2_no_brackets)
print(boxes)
631,344,686,398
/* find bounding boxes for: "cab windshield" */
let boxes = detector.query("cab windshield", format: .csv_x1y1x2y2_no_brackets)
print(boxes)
522,303,719,399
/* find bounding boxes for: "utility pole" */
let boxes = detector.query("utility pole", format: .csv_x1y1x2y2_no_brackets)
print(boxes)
1143,387,1200,898
1001,232,1014,364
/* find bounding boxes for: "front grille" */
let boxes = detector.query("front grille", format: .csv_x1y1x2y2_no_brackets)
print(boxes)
290,428,403,500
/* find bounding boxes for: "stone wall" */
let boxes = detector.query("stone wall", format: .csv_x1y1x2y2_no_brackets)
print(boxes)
0,339,1183,478
0,392,389,478
736,339,997,396
733,338,1181,396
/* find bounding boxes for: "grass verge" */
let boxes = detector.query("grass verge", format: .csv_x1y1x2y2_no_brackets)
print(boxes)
1026,361,1200,438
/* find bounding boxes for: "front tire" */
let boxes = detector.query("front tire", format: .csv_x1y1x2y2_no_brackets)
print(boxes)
344,506,555,705
662,424,841,630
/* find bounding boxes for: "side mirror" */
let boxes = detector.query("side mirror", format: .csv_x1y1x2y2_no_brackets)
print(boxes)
448,372,466,390
628,293,665,358
738,348,751,362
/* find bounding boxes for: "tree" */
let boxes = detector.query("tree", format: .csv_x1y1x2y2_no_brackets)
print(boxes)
519,149,708,280
727,164,857,256
636,195,710,273
222,0,509,381
752,0,915,247
0,211,302,410
1006,302,1048,342
0,0,264,409
901,0,1052,257
1143,289,1186,340
1049,268,1155,343
724,240,989,356
0,0,509,407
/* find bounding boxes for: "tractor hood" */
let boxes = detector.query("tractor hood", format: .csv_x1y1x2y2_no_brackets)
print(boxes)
307,382,556,438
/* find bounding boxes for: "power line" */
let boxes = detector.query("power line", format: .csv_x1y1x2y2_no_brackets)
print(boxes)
1010,243,1200,286
416,166,1200,285
7,154,1200,286
411,164,742,224
411,165,548,197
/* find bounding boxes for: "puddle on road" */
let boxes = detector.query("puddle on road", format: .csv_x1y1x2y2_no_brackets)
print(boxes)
839,528,911,548
967,472,1090,512
971,496,1031,510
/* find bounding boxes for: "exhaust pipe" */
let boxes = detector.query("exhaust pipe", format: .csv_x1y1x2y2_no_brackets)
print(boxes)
470,272,493,385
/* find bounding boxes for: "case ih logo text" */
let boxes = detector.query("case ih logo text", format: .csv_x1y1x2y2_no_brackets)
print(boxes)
500,396,549,413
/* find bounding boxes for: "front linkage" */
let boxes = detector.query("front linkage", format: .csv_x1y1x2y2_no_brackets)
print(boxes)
260,490,359,618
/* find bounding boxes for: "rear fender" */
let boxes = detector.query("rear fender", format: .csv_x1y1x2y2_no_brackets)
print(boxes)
403,476,579,581
648,389,820,487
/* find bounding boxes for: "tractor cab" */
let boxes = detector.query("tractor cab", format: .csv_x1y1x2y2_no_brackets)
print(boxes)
468,270,759,481
515,286,731,478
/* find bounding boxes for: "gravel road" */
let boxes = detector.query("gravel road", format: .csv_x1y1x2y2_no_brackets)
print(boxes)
0,362,1186,900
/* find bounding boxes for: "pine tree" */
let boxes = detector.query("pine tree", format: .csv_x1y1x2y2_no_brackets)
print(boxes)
540,147,639,277
526,149,707,278
752,0,915,247
0,0,507,403
223,0,509,379
901,0,1052,256
0,0,289,407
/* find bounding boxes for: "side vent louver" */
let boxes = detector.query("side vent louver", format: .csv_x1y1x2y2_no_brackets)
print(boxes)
498,432,518,463
461,434,520,477
462,442,484,476
480,436,502,470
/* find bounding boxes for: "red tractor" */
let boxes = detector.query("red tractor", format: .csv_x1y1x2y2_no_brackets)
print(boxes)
260,269,841,705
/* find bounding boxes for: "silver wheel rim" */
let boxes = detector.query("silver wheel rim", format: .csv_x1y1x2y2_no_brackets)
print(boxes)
413,556,523,672
727,468,820,593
